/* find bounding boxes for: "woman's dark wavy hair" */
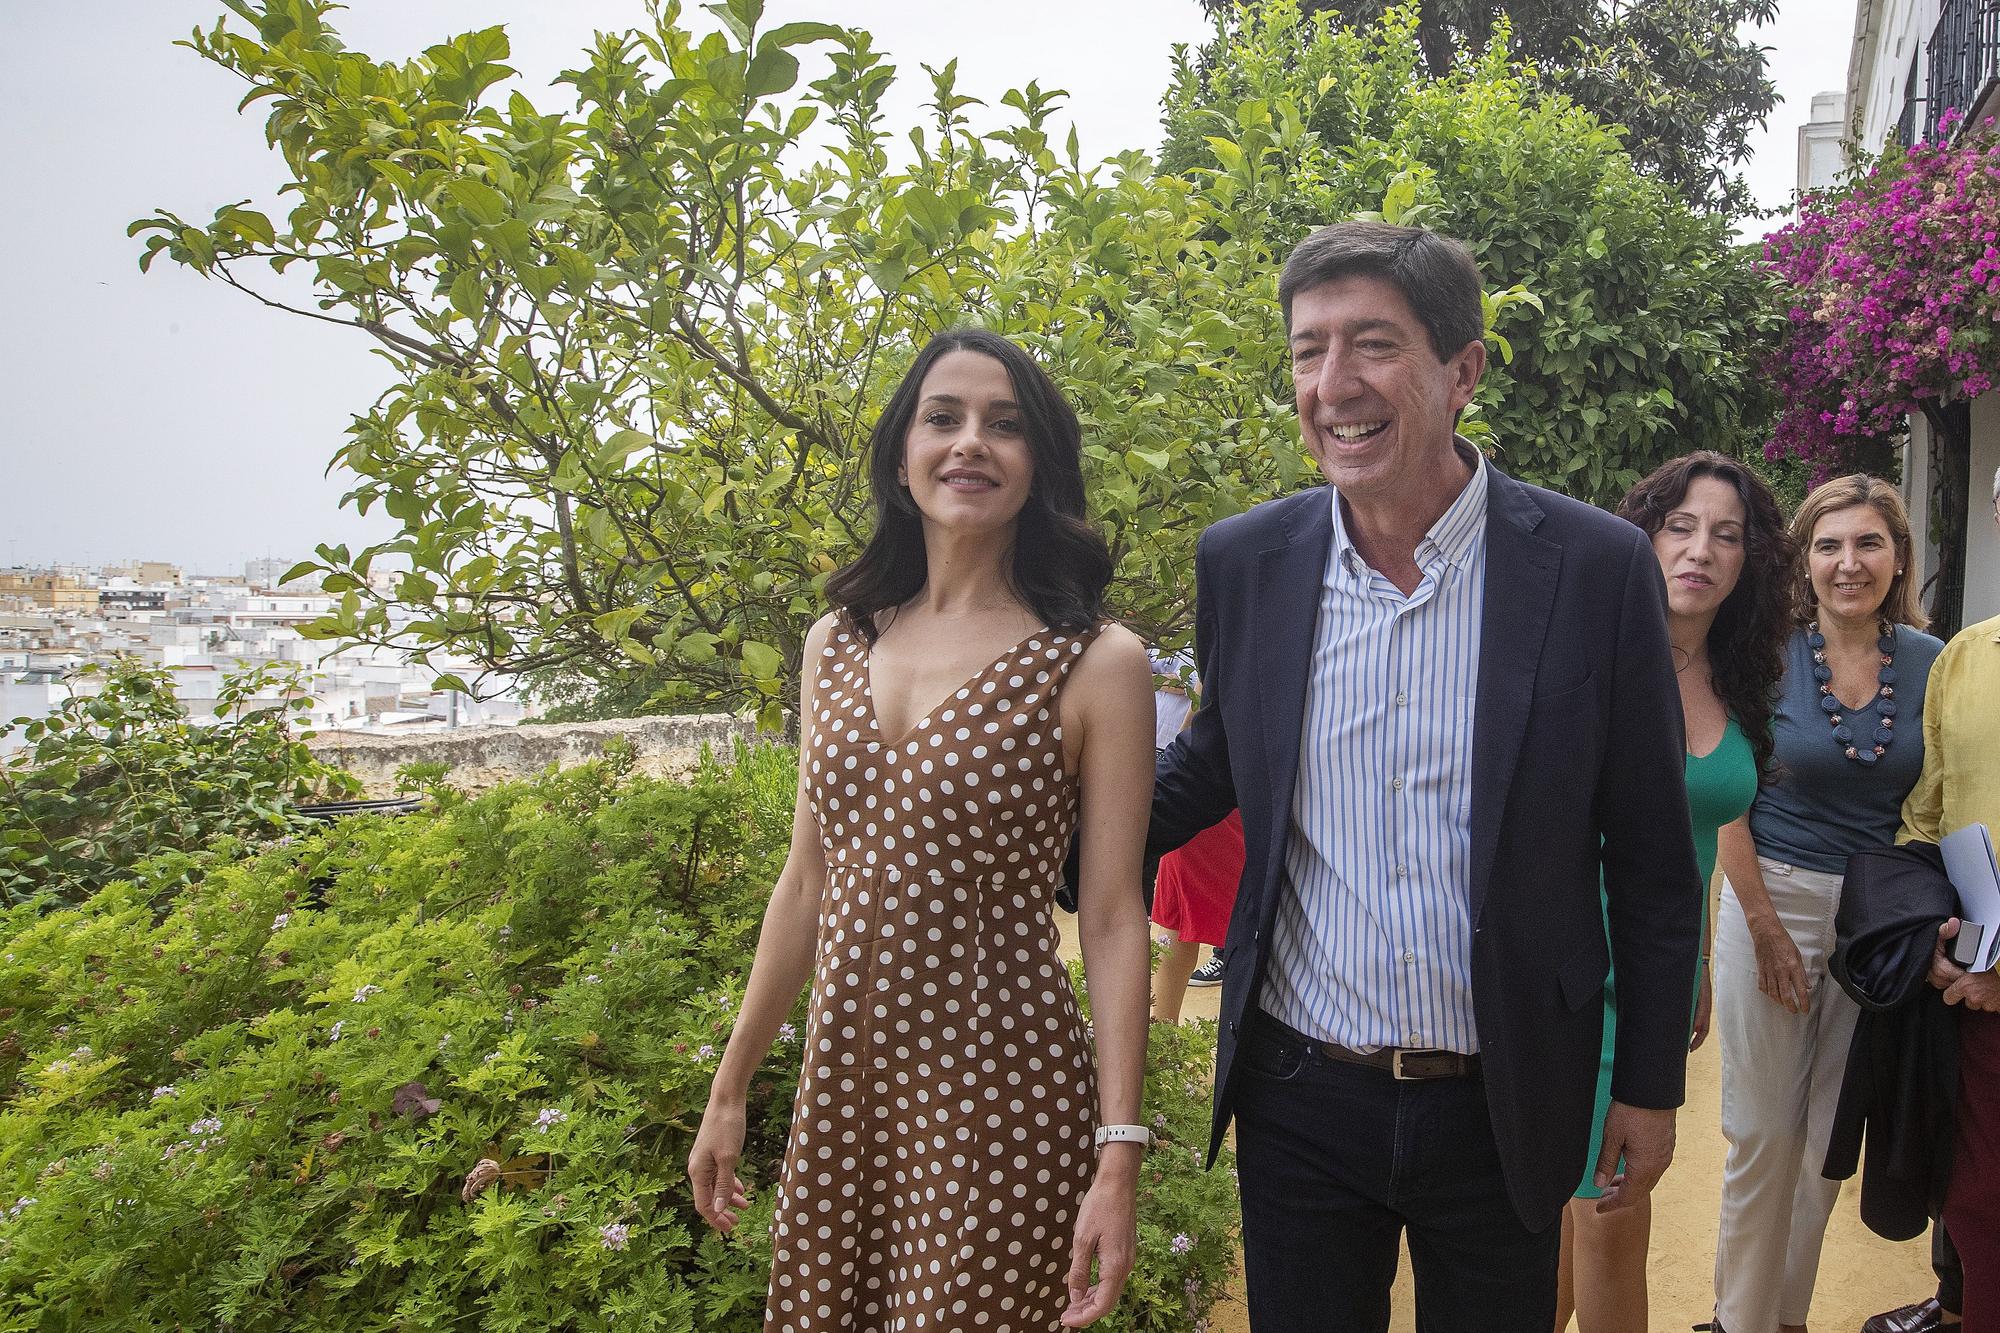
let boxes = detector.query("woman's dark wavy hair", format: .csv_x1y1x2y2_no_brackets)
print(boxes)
824,329,1111,642
1616,451,1796,782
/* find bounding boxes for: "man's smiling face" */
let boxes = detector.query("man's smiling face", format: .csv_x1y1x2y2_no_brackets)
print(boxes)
1287,273,1485,503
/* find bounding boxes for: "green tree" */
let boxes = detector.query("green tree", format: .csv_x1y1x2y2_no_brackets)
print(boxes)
1189,0,1780,216
1163,2,1781,500
135,0,1773,721
134,0,1302,727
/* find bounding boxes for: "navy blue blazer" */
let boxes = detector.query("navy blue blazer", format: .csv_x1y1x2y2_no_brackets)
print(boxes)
1153,466,1702,1228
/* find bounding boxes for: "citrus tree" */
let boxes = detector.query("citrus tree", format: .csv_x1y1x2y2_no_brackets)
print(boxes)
135,0,1775,721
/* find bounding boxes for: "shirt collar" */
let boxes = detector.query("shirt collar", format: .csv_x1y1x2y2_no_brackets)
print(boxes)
1328,439,1489,578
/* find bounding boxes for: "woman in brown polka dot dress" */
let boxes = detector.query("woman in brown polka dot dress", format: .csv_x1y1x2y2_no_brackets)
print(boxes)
688,330,1157,1331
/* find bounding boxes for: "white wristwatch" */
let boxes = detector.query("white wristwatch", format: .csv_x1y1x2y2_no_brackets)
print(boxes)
1093,1123,1155,1150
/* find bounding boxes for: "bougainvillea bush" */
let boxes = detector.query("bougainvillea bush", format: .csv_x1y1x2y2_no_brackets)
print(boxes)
0,747,1236,1331
1763,116,2000,473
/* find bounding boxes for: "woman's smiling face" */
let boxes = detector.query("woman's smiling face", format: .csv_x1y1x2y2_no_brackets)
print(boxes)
1806,502,1899,626
899,350,1035,536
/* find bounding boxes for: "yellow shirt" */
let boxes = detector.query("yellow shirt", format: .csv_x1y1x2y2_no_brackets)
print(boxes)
1899,612,2000,843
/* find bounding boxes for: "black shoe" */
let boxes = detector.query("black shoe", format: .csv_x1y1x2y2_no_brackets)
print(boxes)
1862,1297,1946,1333
1186,952,1226,987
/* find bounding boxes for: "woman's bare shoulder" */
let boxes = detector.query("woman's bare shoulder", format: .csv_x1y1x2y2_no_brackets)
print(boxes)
1071,622,1152,689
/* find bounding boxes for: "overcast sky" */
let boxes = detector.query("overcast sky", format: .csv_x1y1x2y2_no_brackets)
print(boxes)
1,2,1852,575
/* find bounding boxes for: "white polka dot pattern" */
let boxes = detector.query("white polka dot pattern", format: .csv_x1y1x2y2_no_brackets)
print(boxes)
765,618,1104,1331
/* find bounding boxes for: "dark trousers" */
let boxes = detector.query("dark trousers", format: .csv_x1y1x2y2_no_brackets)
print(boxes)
1936,1220,1962,1317
1946,1009,2000,1331
1232,1015,1561,1333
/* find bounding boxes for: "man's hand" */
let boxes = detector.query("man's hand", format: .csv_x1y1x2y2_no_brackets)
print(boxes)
1592,1102,1676,1213
1932,918,1969,991
1690,969,1714,1052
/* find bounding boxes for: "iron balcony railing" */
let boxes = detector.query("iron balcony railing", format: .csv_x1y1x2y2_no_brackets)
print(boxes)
1924,0,2000,142
1898,94,1925,144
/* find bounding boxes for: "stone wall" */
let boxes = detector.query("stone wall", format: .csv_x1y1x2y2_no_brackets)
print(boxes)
307,714,759,796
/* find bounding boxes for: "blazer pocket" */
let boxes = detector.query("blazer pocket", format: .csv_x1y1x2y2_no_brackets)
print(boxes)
1531,669,1598,704
1558,941,1611,1013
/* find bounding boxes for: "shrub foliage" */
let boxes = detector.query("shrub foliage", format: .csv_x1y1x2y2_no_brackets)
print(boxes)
0,659,359,910
0,749,1236,1331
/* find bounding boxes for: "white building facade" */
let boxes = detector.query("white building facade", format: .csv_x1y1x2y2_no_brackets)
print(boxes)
1842,0,2000,630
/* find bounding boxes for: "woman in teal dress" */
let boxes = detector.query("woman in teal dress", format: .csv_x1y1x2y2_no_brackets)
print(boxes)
1555,453,1796,1333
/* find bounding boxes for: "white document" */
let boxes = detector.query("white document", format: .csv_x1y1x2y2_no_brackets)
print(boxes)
1941,823,2000,973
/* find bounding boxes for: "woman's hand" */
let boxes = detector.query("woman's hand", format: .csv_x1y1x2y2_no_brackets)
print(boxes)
1748,915,1810,1014
1690,966,1714,1051
688,1098,750,1232
1061,1154,1139,1327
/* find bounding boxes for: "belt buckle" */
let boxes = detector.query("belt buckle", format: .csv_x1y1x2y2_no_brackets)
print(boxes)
1391,1049,1418,1080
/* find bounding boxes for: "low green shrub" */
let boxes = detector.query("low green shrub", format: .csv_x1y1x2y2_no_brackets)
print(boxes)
0,658,360,910
0,746,1236,1330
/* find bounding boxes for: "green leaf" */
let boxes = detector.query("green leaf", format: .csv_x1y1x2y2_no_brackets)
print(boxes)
445,179,509,226
739,640,782,680
743,49,800,100
591,607,647,641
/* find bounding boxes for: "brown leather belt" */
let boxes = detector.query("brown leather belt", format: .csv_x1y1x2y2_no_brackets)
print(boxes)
1268,1017,1480,1081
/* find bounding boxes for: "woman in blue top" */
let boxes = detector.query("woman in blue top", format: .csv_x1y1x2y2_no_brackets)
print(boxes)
1711,475,1944,1333
1556,453,1795,1332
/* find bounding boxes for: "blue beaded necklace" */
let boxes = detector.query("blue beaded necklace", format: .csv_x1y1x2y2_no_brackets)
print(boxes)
1808,619,1899,765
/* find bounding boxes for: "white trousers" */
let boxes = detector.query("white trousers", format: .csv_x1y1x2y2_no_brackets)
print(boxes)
1712,857,1861,1332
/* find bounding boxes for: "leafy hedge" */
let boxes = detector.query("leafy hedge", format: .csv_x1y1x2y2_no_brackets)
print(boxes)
0,658,360,910
0,747,1236,1330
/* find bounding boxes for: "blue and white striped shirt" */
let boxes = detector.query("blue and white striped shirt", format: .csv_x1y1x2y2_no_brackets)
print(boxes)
1261,450,1488,1053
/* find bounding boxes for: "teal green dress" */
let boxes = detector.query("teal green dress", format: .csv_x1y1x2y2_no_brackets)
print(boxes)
1575,717,1758,1198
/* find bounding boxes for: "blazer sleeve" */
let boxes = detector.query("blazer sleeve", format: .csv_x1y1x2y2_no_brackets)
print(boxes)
1149,527,1239,861
1597,526,1703,1111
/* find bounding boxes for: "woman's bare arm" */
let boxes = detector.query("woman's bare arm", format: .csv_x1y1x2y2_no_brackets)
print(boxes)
688,615,834,1230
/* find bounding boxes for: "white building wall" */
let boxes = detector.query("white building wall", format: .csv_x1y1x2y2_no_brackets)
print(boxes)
1799,92,1850,191
1966,396,2000,625
1850,0,2000,626
1851,0,1943,146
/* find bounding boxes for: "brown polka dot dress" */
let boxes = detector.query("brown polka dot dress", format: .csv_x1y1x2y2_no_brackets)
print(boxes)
765,617,1105,1331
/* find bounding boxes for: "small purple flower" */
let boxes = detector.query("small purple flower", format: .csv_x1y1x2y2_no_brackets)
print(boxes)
151,1085,176,1100
777,1023,798,1043
271,912,290,931
1171,1232,1194,1255
533,1107,567,1132
328,1020,345,1043
696,1044,716,1060
351,984,381,1003
599,1222,631,1250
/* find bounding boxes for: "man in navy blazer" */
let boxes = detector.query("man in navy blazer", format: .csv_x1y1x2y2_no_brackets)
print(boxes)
1151,222,1701,1327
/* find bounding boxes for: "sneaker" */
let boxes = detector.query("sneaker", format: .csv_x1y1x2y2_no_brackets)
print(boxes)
1186,952,1226,988
1862,1297,1946,1333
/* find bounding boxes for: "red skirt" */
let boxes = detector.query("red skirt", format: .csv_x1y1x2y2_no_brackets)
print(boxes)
1151,810,1244,948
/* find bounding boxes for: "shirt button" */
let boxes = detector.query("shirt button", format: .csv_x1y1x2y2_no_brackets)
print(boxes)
1396,864,1408,878
1395,692,1408,706
1391,777,1404,791
1402,948,1416,963
1408,1030,1423,1044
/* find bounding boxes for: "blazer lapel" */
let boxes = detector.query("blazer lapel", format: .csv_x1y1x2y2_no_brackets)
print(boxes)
1255,493,1334,875
1469,469,1562,924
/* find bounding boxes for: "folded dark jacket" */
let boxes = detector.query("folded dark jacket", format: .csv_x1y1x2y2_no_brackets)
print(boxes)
1824,842,1959,1241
